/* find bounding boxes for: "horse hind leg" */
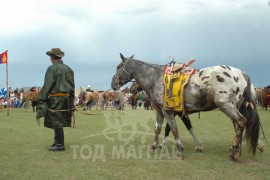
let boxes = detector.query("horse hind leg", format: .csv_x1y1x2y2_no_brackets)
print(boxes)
217,102,247,160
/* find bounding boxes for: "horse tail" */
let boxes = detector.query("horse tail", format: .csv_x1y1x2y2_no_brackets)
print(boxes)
240,72,260,155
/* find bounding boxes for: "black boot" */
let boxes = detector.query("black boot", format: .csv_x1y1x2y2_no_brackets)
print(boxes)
49,129,58,148
48,128,65,151
58,128,65,147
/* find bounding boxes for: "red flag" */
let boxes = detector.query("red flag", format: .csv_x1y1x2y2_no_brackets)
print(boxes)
0,51,8,64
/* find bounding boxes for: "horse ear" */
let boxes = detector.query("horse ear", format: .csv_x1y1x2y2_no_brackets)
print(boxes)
130,54,135,59
120,53,125,62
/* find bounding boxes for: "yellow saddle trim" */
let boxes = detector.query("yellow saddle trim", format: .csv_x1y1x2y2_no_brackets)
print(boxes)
163,69,195,112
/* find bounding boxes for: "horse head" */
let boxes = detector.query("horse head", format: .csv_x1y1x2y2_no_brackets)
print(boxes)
111,53,135,90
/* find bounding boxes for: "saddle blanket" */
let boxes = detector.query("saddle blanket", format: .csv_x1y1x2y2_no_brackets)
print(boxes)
163,65,196,112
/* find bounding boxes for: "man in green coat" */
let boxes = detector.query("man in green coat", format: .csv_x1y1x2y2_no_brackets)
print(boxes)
36,48,75,151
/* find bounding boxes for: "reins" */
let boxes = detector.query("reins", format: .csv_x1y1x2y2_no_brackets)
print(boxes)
112,58,163,90
74,108,102,115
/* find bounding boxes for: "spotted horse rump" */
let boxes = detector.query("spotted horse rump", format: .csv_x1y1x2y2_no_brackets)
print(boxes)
187,65,250,112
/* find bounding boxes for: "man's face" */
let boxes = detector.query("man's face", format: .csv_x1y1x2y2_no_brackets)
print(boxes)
50,56,53,63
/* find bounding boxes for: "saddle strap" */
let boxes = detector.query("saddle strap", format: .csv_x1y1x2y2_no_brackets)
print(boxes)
48,93,69,97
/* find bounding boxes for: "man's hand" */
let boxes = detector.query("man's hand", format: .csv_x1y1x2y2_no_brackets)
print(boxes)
36,111,41,120
36,118,40,127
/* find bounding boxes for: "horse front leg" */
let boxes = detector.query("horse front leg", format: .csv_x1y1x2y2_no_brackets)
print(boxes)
162,109,184,160
189,128,203,152
24,103,27,112
181,115,203,152
149,110,164,154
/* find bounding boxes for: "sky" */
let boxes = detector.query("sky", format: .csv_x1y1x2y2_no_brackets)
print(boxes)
0,0,269,90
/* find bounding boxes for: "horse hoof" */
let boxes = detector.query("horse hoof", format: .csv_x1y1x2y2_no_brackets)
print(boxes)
176,149,185,160
228,155,235,161
158,145,164,149
229,150,240,161
148,148,155,154
228,155,239,162
258,146,264,153
148,144,157,154
176,154,185,160
257,141,264,152
195,148,203,153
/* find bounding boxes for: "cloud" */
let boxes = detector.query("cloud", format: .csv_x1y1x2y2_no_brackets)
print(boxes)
0,0,269,89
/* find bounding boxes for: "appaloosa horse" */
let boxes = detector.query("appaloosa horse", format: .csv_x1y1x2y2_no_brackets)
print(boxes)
111,53,261,160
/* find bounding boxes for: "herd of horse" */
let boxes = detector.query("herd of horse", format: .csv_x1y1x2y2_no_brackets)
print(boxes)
73,85,153,111
17,85,270,113
15,83,153,112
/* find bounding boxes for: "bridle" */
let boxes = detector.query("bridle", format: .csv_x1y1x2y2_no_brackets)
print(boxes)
113,58,163,89
113,58,131,88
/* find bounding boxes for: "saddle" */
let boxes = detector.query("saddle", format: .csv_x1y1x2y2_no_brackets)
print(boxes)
163,59,196,112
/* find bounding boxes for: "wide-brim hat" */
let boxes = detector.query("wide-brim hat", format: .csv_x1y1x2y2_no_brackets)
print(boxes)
46,48,65,58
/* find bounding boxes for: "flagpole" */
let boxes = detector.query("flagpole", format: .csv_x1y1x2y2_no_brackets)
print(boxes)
6,50,9,116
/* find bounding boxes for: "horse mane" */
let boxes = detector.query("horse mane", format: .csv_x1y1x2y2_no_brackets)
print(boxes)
133,59,164,69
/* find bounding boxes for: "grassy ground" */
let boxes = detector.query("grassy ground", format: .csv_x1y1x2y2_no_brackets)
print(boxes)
0,107,269,180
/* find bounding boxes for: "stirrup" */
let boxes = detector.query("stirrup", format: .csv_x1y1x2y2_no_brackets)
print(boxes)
165,97,175,108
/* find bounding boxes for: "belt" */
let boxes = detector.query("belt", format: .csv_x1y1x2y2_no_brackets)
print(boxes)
48,92,69,97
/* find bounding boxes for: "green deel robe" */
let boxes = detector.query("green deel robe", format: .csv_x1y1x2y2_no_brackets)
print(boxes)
37,61,75,129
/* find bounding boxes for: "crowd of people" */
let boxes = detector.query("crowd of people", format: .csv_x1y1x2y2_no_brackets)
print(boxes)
0,87,25,108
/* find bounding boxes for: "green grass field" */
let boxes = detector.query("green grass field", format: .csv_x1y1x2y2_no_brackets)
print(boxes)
0,107,269,180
